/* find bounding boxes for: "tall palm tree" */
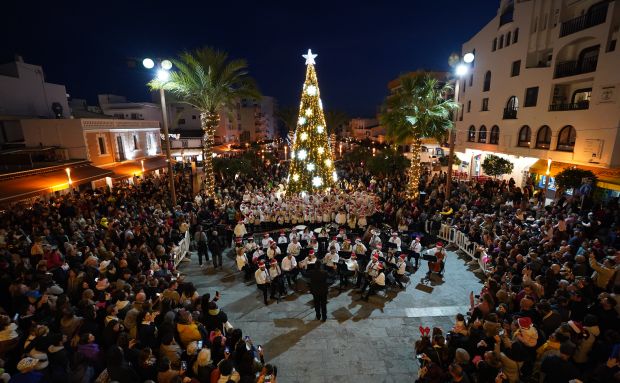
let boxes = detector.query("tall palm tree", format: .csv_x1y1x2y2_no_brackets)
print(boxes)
380,74,458,199
150,47,260,197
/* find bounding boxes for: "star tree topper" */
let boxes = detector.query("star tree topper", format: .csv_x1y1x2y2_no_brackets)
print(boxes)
302,49,317,65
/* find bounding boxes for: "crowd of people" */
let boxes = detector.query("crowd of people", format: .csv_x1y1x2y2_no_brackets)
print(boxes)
0,170,277,383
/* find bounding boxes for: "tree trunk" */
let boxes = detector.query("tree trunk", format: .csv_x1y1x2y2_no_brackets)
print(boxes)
406,136,422,200
200,111,218,198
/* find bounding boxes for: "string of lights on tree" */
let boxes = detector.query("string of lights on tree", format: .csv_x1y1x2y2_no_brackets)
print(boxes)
286,49,336,194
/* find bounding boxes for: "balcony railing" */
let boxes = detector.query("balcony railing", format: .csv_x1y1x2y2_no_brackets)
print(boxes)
554,55,598,78
560,4,608,37
548,101,590,112
503,107,518,119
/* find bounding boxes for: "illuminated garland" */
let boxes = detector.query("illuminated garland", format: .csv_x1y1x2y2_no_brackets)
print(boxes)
201,111,218,197
286,50,336,194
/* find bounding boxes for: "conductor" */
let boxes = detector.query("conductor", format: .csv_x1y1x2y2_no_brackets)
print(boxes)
308,263,329,322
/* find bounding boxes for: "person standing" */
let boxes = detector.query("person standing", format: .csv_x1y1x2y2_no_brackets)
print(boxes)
194,225,209,268
209,230,223,269
255,261,271,305
308,263,329,321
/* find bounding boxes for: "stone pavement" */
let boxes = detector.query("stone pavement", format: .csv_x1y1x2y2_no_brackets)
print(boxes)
178,248,482,383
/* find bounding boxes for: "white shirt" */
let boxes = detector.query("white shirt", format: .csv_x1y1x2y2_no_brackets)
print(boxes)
234,224,247,238
236,254,248,271
328,241,341,252
396,259,406,275
267,246,281,259
261,238,271,249
287,242,302,256
255,268,270,285
388,236,402,251
345,258,359,272
277,235,288,244
269,264,282,279
410,240,422,253
289,232,299,242
373,272,386,286
366,260,380,277
281,256,297,271
324,252,339,267
353,242,367,255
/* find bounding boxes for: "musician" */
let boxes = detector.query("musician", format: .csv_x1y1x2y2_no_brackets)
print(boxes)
335,208,347,226
236,247,252,281
323,246,340,272
340,253,359,290
341,238,352,252
252,247,265,265
369,229,382,248
244,237,258,254
317,227,329,239
409,236,422,268
268,258,286,297
301,227,312,242
289,228,299,243
388,231,402,252
361,262,386,301
328,236,341,253
353,238,367,256
395,253,407,289
300,249,318,271
261,233,271,250
255,261,271,305
266,241,281,260
281,253,298,289
277,230,288,244
233,219,247,241
308,237,320,257
336,227,347,240
427,242,447,277
286,237,302,258
385,247,398,268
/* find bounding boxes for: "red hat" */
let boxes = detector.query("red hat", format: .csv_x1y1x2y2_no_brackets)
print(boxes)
258,261,266,267
377,263,384,270
436,242,443,248
332,236,338,240
416,236,421,240
309,249,315,255
399,253,407,259
235,238,243,243
517,317,532,329
270,258,277,265
238,220,244,223
568,320,583,334
392,232,398,236
350,254,357,259
280,230,285,234
372,253,379,260
376,243,382,249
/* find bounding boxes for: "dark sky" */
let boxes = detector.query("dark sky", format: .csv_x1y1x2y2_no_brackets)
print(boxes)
2,0,497,117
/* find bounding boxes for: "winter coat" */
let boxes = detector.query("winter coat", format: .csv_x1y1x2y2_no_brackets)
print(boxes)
573,325,600,363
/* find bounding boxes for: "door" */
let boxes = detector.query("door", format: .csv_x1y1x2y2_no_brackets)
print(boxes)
117,136,126,161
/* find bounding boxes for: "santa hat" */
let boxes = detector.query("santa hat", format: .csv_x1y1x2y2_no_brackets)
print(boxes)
568,320,583,334
372,252,380,260
517,317,532,329
235,238,243,243
270,259,277,265
248,237,254,241
350,254,357,259
258,261,266,267
399,253,407,259
332,236,338,240
309,249,315,255
391,232,398,236
377,262,384,270
376,243,382,249
436,242,444,248
416,236,421,241
355,237,361,243
279,230,285,234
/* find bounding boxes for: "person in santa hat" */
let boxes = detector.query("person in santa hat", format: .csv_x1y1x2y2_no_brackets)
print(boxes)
328,236,341,253
233,220,247,245
268,258,286,298
244,236,258,254
281,252,299,290
340,253,359,290
236,245,251,282
277,230,288,244
266,241,281,261
426,242,447,277
261,233,271,250
395,253,408,289
361,262,386,301
341,238,352,252
286,236,302,259
409,236,423,269
288,228,299,243
254,261,271,305
388,231,402,252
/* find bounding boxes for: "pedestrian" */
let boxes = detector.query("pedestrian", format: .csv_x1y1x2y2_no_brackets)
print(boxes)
194,225,209,268
308,263,328,321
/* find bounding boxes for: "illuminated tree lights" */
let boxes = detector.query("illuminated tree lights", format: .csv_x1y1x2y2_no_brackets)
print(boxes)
286,49,335,194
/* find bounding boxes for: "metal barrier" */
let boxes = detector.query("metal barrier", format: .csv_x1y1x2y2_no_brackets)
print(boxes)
172,231,191,267
425,221,490,276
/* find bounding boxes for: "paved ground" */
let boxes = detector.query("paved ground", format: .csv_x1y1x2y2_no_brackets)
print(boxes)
179,246,482,383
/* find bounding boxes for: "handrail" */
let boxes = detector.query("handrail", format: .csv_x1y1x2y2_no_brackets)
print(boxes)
560,4,608,37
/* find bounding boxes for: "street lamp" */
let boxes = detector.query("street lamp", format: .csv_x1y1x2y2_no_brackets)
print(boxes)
144,57,177,206
65,167,72,186
446,52,474,198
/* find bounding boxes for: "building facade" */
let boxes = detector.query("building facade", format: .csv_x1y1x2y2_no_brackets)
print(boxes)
454,0,620,191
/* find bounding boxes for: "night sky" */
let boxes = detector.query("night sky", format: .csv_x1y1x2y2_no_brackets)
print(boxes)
2,0,497,117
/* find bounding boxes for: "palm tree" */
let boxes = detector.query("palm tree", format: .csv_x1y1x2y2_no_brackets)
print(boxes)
150,47,260,197
380,74,458,199
276,106,298,142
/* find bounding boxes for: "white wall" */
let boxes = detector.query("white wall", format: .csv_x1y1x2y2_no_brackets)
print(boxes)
20,119,87,159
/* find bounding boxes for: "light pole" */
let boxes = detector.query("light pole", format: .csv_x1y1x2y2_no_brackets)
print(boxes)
446,53,474,198
143,58,177,207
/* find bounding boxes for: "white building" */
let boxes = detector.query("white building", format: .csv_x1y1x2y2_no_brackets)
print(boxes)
350,118,380,140
0,57,70,144
99,94,163,122
454,0,620,193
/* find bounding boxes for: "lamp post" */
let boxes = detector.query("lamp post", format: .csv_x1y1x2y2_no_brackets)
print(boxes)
143,58,177,207
446,53,474,198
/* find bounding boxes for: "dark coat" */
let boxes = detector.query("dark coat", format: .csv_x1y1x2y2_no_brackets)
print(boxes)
309,267,329,296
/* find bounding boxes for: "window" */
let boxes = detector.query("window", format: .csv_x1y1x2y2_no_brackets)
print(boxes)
97,136,107,155
513,28,519,44
130,113,139,119
518,125,531,147
571,88,592,105
478,125,487,143
178,118,186,125
490,125,500,144
482,98,489,111
469,74,473,87
535,125,552,149
492,38,497,51
467,100,471,112
483,71,491,92
499,35,504,49
524,87,539,107
556,125,576,152
133,135,139,150
511,60,521,76
504,96,519,119
468,126,476,142
192,115,197,119
506,32,512,46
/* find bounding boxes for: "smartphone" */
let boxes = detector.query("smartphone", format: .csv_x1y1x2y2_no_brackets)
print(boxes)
181,361,187,370
197,340,203,349
257,345,263,352
13,313,19,322
225,346,230,354
94,277,99,282
156,293,161,297
244,336,250,342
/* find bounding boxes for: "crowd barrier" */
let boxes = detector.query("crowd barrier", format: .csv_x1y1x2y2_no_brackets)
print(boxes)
172,230,191,267
425,221,491,276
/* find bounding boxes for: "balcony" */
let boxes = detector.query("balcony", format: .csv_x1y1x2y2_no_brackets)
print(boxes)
548,100,590,112
560,4,608,37
503,107,518,119
554,55,598,78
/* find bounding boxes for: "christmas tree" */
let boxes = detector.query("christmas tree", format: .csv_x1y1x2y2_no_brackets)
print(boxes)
286,49,336,194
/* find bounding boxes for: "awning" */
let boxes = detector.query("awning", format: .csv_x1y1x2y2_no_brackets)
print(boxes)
0,163,113,204
107,156,168,178
529,159,620,191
